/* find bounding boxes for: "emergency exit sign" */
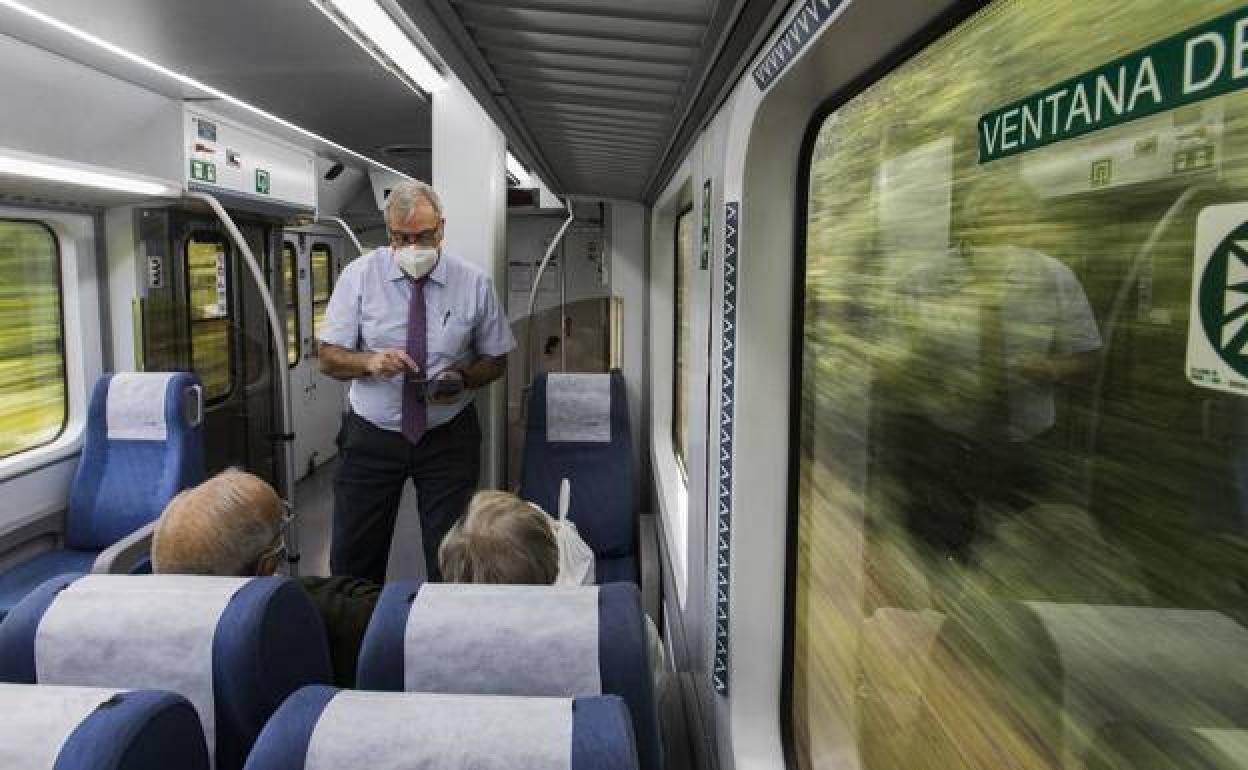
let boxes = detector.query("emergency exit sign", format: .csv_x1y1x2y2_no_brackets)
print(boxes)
980,6,1248,163
255,169,271,195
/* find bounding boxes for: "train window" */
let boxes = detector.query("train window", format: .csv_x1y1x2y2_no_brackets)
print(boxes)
310,243,333,342
185,234,233,402
790,3,1248,769
281,241,299,367
0,220,65,459
673,205,694,478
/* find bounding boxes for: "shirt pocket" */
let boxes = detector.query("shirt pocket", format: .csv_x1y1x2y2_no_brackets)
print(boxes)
429,311,475,358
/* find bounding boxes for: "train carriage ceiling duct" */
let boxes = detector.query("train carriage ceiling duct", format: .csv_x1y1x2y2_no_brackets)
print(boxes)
0,0,433,180
395,0,793,202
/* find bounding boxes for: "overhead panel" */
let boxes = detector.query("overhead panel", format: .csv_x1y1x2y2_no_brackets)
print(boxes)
442,0,716,200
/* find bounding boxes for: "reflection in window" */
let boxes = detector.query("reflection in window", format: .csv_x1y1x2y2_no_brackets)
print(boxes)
673,205,694,478
791,3,1248,770
0,221,65,458
311,243,332,341
186,235,232,401
282,241,299,366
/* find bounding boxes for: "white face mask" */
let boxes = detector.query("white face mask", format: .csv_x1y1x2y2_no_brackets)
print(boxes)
394,246,439,280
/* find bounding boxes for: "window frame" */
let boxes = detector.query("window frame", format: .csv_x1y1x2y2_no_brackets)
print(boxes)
183,230,236,405
781,1,998,766
0,218,68,462
309,240,335,347
281,239,300,368
672,203,695,482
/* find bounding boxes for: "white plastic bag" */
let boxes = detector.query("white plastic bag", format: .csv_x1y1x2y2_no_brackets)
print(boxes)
554,478,596,586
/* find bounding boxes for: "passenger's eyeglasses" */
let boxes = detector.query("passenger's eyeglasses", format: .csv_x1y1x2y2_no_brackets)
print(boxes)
389,228,439,248
255,501,295,572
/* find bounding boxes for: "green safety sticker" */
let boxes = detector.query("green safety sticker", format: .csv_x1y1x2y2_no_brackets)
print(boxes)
255,169,270,195
1187,202,1248,396
980,6,1248,163
189,159,216,183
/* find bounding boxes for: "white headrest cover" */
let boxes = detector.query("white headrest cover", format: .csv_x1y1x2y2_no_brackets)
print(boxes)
306,691,573,770
1025,602,1248,765
405,584,601,697
0,683,122,770
547,373,611,443
35,575,249,768
106,372,177,441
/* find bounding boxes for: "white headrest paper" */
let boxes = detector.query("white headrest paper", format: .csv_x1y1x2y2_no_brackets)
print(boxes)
0,683,122,770
35,575,249,769
1025,602,1248,766
106,372,176,441
305,691,573,770
405,584,602,697
547,374,611,443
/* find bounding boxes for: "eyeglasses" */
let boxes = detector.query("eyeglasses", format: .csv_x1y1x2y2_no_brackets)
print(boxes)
254,501,295,573
389,228,440,248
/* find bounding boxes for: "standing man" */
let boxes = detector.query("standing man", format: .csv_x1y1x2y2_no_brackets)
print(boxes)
318,180,514,583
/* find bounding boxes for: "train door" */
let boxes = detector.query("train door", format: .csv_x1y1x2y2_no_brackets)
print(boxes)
139,207,278,485
285,230,347,479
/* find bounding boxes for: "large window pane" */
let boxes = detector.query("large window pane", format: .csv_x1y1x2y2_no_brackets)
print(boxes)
186,235,232,401
792,3,1248,769
0,221,64,458
311,243,332,342
674,206,694,477
282,241,299,367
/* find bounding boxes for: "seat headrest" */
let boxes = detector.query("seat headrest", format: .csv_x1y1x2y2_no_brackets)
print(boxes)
358,581,660,770
103,372,198,441
0,683,209,770
243,686,638,770
546,373,612,442
0,575,332,770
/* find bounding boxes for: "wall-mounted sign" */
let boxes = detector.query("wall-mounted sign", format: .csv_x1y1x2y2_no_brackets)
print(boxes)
189,159,216,184
751,0,848,92
980,6,1248,163
1187,202,1248,396
255,168,271,195
700,179,712,270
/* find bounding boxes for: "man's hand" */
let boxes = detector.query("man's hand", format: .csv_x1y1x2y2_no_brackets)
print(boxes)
366,349,421,378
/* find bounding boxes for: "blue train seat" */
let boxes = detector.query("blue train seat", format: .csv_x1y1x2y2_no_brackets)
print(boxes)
243,686,638,770
520,371,638,584
0,373,206,621
358,581,661,770
0,683,209,770
0,574,332,770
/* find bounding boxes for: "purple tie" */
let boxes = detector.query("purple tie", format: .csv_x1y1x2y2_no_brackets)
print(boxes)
401,277,427,444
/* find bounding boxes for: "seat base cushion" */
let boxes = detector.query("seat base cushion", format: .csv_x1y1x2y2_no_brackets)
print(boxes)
0,549,99,622
595,555,638,586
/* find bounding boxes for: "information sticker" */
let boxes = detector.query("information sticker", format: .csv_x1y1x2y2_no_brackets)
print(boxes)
1186,203,1248,396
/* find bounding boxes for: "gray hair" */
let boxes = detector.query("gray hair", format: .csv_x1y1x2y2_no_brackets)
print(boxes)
385,179,443,227
152,469,283,577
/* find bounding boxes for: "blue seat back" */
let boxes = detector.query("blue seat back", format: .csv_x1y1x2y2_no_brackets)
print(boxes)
243,686,638,770
520,371,636,571
0,575,332,770
67,373,205,550
358,581,660,770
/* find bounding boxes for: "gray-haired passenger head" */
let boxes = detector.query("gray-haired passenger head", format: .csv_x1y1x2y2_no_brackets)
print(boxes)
385,179,443,228
152,468,284,577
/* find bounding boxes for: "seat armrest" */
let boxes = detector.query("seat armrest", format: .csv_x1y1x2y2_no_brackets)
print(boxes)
0,506,65,557
92,521,157,574
639,512,661,623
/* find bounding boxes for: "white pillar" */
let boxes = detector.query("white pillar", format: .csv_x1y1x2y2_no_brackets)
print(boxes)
433,75,508,489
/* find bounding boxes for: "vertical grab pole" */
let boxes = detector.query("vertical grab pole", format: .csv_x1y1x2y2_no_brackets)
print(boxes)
524,198,575,389
186,191,301,576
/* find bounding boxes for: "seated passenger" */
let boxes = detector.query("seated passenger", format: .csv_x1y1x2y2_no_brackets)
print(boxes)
151,469,378,688
439,490,664,681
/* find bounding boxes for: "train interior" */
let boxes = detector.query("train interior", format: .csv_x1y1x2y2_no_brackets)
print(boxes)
4,0,1248,768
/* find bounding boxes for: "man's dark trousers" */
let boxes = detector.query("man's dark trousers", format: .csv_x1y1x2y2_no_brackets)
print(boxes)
331,404,480,584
